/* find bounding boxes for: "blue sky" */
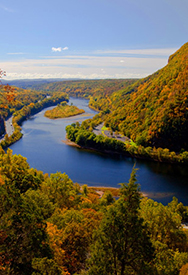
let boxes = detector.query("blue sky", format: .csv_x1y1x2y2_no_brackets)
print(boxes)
0,0,188,80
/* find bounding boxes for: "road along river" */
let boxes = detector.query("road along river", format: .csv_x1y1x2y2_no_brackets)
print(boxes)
0,116,14,142
9,97,188,205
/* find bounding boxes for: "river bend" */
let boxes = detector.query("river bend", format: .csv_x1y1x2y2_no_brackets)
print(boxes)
9,97,188,205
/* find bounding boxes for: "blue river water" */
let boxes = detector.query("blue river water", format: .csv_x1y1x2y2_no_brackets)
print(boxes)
9,97,188,205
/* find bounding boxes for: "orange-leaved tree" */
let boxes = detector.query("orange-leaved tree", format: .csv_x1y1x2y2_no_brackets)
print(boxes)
0,69,15,109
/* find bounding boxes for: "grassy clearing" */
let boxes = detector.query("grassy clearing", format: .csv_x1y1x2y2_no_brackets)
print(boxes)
101,125,109,137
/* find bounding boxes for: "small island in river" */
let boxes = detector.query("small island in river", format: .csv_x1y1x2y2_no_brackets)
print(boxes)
44,101,85,119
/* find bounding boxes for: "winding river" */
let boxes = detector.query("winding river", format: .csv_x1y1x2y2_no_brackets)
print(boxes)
9,97,188,205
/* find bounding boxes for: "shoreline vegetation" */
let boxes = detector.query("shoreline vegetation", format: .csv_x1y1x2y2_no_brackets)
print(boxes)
44,101,85,119
0,93,68,149
65,124,188,164
87,186,168,200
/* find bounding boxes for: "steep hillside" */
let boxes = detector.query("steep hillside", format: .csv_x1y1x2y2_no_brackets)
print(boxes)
102,43,188,151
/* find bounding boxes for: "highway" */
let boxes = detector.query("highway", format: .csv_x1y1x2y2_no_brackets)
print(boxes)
5,116,14,137
0,116,14,142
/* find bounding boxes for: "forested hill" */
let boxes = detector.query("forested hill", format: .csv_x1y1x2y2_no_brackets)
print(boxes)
98,42,188,151
21,79,138,98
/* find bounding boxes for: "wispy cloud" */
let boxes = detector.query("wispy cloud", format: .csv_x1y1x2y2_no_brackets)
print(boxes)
52,46,69,52
1,52,169,80
1,46,177,80
0,4,15,13
7,52,25,55
95,48,177,58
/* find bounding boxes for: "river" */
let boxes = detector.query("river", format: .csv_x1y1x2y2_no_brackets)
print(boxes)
9,97,188,205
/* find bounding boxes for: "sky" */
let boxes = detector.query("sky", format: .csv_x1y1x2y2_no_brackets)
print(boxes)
0,0,188,80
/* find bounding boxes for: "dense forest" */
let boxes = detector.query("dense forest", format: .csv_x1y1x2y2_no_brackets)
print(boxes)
1,148,188,275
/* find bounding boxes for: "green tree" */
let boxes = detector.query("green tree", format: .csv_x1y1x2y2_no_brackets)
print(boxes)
88,167,154,275
32,258,63,275
140,197,187,251
99,190,115,206
0,186,51,274
153,242,188,275
0,148,41,193
41,172,77,209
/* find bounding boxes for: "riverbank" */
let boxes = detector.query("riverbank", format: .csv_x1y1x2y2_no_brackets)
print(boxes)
65,124,188,164
86,187,172,201
63,136,129,157
62,138,81,148
0,94,68,149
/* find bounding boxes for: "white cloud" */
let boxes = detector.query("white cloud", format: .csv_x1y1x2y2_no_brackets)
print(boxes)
120,60,124,63
52,47,62,52
51,46,69,52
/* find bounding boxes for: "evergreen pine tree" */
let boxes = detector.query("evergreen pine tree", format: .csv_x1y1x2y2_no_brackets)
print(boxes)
88,167,154,275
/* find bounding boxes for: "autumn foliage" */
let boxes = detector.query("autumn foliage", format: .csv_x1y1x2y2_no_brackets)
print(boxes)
99,43,188,151
0,69,15,109
1,150,188,274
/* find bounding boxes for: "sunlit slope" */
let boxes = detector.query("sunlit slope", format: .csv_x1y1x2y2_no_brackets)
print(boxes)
104,42,188,151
